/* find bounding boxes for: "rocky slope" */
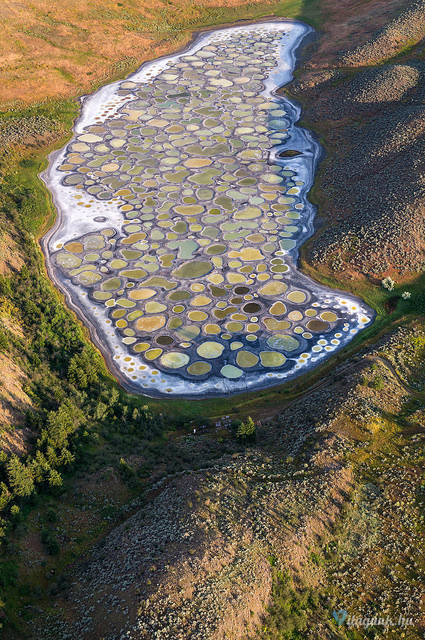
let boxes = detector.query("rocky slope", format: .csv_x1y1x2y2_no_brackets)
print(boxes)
292,0,425,278
28,319,425,639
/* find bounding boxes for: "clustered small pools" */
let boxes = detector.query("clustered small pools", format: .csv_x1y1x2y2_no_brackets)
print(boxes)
44,22,372,396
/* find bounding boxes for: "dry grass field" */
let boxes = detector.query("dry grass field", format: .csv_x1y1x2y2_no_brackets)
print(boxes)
0,0,313,107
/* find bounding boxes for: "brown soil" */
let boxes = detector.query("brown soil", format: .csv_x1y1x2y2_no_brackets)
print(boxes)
0,352,32,437
308,0,405,67
0,232,24,275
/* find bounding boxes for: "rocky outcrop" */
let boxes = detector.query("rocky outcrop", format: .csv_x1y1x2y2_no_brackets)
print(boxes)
339,0,425,66
291,2,425,277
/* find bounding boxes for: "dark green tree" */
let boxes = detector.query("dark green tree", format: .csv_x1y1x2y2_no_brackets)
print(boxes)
6,456,34,498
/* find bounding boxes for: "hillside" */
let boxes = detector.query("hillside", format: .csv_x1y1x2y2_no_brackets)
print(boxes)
0,1,424,638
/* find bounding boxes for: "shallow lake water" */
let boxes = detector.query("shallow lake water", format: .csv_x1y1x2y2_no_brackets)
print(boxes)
42,20,373,397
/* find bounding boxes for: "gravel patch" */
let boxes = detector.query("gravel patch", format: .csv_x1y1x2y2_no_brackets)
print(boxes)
339,0,425,66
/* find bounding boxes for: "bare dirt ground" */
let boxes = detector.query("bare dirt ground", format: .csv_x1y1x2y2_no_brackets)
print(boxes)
0,353,32,437
0,233,23,275
308,0,405,66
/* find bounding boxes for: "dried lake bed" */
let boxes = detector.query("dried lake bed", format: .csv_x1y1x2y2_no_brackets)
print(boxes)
41,20,373,397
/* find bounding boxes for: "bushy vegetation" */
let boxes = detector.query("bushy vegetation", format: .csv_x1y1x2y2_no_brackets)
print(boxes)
236,416,257,441
260,570,322,639
0,257,165,525
0,174,168,624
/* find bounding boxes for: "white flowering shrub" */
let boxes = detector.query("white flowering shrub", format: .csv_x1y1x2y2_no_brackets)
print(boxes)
382,277,395,291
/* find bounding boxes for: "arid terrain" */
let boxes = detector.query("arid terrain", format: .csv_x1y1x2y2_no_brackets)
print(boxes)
0,1,424,639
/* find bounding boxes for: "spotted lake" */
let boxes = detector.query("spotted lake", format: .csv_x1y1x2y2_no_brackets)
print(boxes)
42,20,372,397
